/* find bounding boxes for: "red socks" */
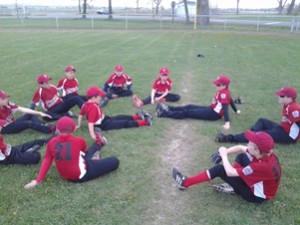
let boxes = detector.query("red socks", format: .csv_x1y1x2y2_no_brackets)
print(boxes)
184,170,210,188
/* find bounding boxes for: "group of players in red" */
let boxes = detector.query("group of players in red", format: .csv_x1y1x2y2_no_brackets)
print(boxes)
1,64,300,203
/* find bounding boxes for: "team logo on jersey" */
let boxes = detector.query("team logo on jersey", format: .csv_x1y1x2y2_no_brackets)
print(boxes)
292,111,299,118
221,93,227,99
242,166,253,176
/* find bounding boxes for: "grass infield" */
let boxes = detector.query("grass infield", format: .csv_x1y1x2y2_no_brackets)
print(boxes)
0,30,300,225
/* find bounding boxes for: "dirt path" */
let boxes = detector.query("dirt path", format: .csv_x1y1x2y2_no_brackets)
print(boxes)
143,70,203,225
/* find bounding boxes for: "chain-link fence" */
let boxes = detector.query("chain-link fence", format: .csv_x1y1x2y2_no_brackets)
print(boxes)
1,6,299,33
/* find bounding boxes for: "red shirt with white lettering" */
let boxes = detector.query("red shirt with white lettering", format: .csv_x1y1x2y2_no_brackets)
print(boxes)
210,89,232,116
236,153,281,200
32,85,63,110
36,134,88,182
80,102,105,125
106,73,132,89
0,101,19,126
57,78,79,96
152,77,172,95
280,101,300,140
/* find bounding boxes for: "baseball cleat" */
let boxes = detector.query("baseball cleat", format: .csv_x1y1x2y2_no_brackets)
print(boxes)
213,183,235,194
94,127,108,147
137,108,145,120
172,168,187,191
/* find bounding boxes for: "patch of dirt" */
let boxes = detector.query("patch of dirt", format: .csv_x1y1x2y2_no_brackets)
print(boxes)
143,71,204,225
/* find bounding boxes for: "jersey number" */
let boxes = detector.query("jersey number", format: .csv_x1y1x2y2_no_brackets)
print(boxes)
54,142,72,161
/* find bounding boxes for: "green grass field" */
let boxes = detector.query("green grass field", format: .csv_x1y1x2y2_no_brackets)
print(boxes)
0,29,300,225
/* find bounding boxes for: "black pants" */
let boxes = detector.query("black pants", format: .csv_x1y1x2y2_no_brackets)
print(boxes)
106,87,133,99
45,95,84,121
0,139,47,165
96,115,139,130
142,93,180,105
208,153,265,203
159,104,221,120
232,118,296,144
78,143,119,182
1,114,52,134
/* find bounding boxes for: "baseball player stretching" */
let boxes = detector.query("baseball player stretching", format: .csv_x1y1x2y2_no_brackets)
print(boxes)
155,75,240,130
57,65,88,102
0,90,55,134
76,86,153,141
30,74,85,121
103,65,133,99
173,131,281,203
0,135,49,165
216,86,300,144
24,116,119,188
132,67,180,107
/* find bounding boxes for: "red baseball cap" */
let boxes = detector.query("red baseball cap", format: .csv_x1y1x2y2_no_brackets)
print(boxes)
0,90,10,99
37,74,52,84
114,65,123,71
65,65,76,72
56,116,76,134
245,130,274,153
86,86,106,98
160,67,170,76
213,75,231,86
275,86,297,99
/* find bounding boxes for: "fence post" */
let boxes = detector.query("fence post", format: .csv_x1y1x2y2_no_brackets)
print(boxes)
296,16,300,33
224,15,227,30
91,15,94,29
56,15,59,29
291,17,295,32
125,14,128,30
256,16,260,31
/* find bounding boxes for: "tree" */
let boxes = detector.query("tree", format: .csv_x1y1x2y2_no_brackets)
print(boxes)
236,0,240,15
196,0,209,26
277,0,288,14
136,0,139,13
183,0,190,24
78,0,81,12
152,0,163,14
108,0,113,19
82,0,87,18
287,0,296,14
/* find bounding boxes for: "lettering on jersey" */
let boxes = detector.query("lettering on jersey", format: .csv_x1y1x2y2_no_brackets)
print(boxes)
292,111,299,118
66,87,79,94
46,95,59,108
242,166,253,176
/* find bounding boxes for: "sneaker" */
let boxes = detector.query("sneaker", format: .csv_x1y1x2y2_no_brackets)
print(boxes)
68,111,78,119
91,151,100,160
157,102,169,112
215,132,229,143
99,96,109,108
137,108,145,120
94,128,108,147
155,103,168,117
234,96,244,104
145,112,153,126
26,144,41,152
172,168,187,191
213,183,235,194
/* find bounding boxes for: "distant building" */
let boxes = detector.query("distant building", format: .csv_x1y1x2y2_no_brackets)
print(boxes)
175,1,196,16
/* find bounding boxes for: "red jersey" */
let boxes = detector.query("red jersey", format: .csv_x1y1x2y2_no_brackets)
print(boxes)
210,89,231,116
106,73,132,89
152,77,172,94
236,153,281,200
280,101,300,140
36,134,88,182
32,85,63,110
0,101,19,126
57,77,79,96
80,102,105,125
